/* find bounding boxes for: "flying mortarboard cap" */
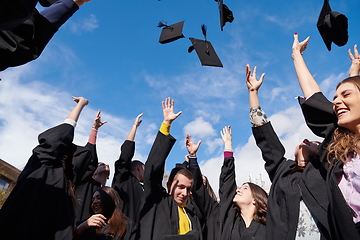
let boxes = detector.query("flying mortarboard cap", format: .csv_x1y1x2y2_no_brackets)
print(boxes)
188,25,223,67
39,0,57,7
317,0,348,51
158,20,185,44
216,0,234,31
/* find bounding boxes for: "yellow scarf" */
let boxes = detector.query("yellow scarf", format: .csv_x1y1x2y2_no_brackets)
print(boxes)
178,204,191,235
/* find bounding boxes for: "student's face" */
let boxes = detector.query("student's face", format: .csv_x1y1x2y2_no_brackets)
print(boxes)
168,174,193,205
233,183,255,207
333,82,360,133
91,191,103,214
294,139,319,163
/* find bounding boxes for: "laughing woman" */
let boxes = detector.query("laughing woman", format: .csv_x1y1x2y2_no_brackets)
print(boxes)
75,186,136,240
292,33,360,239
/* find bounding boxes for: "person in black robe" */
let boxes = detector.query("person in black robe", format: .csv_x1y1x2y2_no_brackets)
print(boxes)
112,113,145,224
74,186,136,240
188,127,268,240
0,96,89,240
136,97,203,240
74,109,109,224
292,33,360,239
0,0,92,72
246,64,331,240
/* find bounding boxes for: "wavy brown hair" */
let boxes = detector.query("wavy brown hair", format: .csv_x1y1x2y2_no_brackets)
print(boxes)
90,187,128,238
246,182,268,225
327,76,360,164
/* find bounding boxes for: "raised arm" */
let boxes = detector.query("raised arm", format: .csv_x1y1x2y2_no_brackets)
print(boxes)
348,44,360,77
143,98,180,200
126,113,143,141
292,33,321,98
112,113,143,182
246,64,268,127
66,96,89,122
219,126,235,202
246,64,264,108
88,109,107,145
187,134,219,221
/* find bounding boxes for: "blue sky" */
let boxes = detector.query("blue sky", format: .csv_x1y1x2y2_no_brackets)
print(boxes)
1,0,359,192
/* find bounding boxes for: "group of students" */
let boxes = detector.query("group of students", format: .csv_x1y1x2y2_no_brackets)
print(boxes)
0,32,360,240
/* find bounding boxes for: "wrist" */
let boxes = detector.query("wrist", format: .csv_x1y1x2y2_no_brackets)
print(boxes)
163,120,172,125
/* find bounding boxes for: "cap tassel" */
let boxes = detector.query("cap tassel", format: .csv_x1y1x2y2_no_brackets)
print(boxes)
201,24,210,55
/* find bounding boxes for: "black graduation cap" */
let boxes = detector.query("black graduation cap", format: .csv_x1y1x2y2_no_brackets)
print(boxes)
158,20,185,44
39,0,57,7
216,0,234,31
317,0,348,51
188,25,223,68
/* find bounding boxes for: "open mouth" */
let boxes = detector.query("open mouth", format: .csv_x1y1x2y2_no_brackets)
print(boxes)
336,108,349,117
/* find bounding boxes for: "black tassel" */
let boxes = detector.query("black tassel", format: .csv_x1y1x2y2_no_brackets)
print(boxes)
157,21,168,28
201,24,207,41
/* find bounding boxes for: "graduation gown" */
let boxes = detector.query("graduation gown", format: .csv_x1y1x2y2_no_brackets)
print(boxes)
0,8,57,71
252,121,330,240
112,140,144,224
0,123,76,240
0,0,38,30
190,156,266,240
73,142,101,223
136,131,203,240
299,92,360,240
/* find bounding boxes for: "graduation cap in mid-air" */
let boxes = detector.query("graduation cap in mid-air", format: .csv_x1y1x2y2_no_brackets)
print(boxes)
158,20,185,44
188,24,223,68
39,0,57,7
215,0,234,31
317,0,348,51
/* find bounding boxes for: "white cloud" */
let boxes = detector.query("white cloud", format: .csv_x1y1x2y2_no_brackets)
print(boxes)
0,66,156,186
67,14,99,34
183,117,216,139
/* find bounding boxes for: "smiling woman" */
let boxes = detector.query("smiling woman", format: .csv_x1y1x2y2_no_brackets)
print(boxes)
74,186,136,240
292,33,360,239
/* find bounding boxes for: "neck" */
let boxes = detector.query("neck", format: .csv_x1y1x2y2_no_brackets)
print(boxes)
239,206,255,228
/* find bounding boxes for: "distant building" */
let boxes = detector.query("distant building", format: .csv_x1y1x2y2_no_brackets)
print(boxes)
0,159,21,208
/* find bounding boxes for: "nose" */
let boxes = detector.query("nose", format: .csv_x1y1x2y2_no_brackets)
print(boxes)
332,97,342,106
303,139,309,144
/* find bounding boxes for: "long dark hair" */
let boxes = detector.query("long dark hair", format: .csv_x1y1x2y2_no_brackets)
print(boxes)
90,187,128,238
247,182,268,225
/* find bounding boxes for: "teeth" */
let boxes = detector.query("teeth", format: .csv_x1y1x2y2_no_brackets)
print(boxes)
337,109,347,115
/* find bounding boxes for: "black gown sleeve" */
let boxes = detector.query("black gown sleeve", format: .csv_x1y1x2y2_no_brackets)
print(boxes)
298,92,337,138
111,140,144,223
143,131,176,202
251,121,288,182
0,0,38,30
189,157,219,220
0,9,57,71
218,156,236,228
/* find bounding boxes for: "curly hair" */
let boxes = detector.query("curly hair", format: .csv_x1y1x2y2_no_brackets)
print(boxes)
246,182,268,225
327,76,360,164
